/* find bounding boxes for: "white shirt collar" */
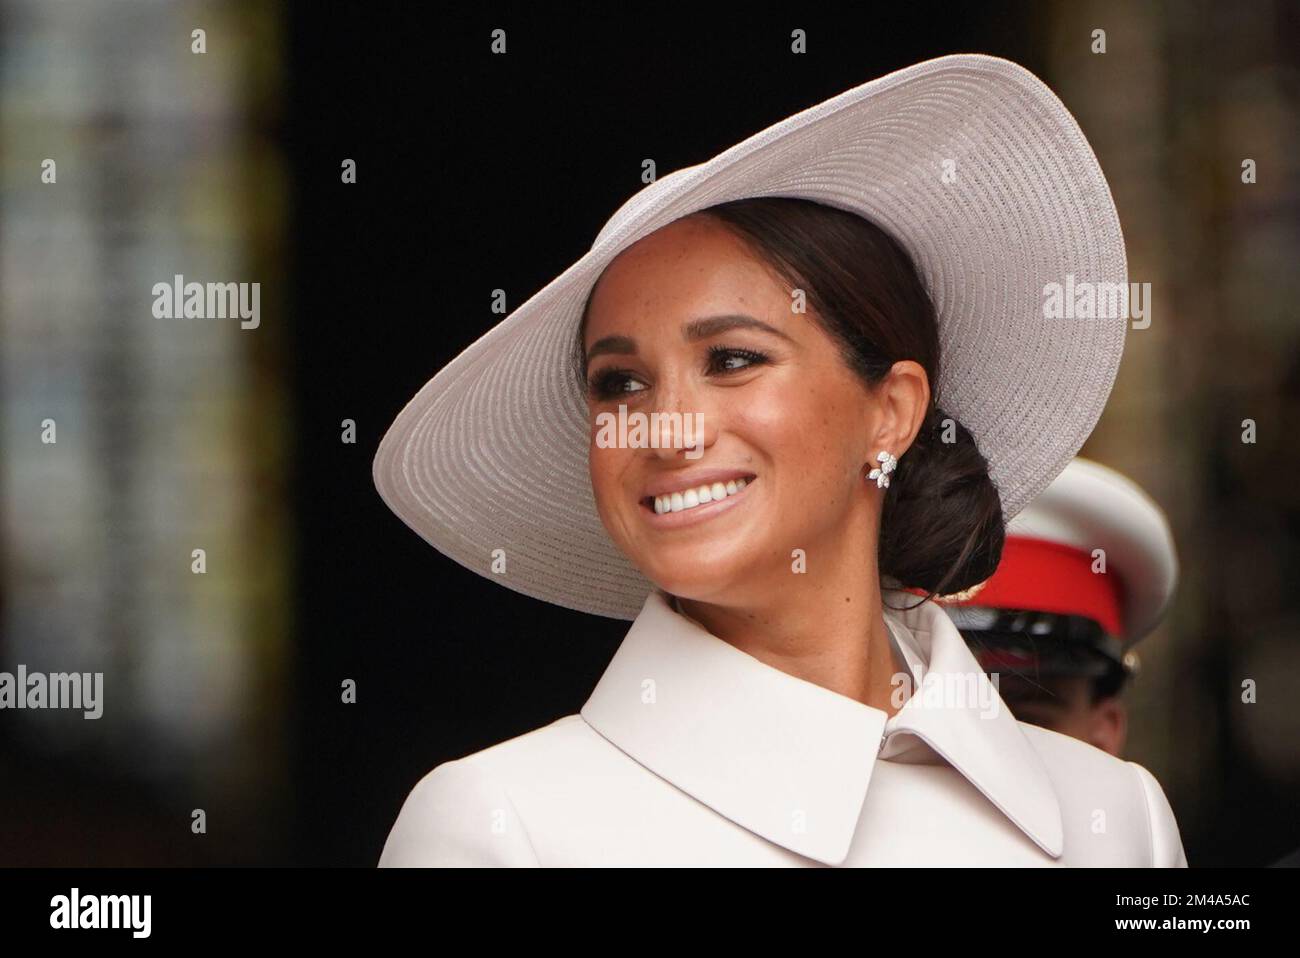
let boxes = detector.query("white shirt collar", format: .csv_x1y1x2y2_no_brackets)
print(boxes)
580,588,1064,865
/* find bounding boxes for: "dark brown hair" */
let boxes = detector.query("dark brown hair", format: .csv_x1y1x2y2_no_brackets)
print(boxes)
572,196,1004,598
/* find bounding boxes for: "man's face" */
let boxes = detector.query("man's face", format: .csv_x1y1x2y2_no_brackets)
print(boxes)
994,673,1128,756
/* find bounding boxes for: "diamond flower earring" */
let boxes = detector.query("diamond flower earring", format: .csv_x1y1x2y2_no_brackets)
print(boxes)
868,450,898,489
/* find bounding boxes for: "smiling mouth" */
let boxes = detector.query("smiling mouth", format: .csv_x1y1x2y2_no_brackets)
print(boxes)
641,475,757,515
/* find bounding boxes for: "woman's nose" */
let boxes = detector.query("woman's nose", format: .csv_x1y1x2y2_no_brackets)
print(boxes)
648,376,718,460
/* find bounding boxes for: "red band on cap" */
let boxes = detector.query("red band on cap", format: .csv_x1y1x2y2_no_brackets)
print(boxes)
951,536,1124,636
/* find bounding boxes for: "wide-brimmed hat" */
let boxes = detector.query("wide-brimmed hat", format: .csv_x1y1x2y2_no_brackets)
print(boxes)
373,53,1129,620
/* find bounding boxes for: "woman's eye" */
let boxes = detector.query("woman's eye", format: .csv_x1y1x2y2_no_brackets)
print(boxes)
707,345,770,374
587,347,769,399
587,369,647,399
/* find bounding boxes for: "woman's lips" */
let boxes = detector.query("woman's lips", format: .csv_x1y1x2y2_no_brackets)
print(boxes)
638,475,757,529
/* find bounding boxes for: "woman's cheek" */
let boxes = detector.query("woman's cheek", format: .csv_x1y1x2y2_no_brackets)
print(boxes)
587,443,618,521
590,443,641,547
745,394,859,514
730,381,821,456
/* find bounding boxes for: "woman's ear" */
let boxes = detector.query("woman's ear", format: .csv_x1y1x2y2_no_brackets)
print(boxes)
871,360,930,458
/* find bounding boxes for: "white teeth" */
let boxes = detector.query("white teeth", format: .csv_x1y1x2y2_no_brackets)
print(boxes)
652,478,752,516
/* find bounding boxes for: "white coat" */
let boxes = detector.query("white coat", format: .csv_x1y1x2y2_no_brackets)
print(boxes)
378,588,1188,867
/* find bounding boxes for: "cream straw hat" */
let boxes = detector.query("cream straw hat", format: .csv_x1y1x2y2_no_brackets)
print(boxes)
373,53,1129,620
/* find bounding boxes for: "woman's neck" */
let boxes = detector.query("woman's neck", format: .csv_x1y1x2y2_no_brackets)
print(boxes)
674,573,907,718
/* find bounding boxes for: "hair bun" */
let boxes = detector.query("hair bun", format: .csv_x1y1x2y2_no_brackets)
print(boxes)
878,406,1005,596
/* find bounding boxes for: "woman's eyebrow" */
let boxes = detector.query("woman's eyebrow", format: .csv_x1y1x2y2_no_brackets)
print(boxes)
584,334,637,367
684,313,796,344
585,314,795,368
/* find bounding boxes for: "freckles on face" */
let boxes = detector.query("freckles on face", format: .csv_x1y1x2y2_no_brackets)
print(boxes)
737,350,869,507
581,213,878,601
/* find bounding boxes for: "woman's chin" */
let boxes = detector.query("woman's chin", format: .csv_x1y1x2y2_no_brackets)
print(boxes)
641,557,756,606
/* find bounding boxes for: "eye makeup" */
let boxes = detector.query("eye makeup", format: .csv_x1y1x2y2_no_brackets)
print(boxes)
586,343,773,401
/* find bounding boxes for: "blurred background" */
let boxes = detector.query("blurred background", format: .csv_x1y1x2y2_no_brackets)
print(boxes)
1,1,1296,866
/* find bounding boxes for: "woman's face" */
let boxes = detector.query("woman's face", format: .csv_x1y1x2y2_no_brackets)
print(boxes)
582,214,903,609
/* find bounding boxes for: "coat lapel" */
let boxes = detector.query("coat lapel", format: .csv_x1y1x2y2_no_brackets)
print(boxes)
580,588,1063,864
880,590,1065,859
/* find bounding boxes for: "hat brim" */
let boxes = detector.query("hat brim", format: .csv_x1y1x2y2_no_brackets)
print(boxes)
374,53,1129,620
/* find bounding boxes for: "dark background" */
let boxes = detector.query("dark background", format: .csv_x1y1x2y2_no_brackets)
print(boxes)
2,1,1297,867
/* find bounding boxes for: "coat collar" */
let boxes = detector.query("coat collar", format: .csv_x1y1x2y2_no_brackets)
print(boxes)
580,588,1064,865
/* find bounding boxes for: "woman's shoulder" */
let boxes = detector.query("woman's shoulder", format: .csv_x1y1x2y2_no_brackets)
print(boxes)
376,713,617,867
1016,721,1188,866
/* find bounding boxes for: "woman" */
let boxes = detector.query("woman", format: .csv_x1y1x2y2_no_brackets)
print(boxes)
372,54,1188,866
